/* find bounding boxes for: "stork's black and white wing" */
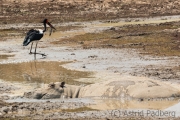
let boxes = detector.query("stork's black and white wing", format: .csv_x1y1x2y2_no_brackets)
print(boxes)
23,29,44,46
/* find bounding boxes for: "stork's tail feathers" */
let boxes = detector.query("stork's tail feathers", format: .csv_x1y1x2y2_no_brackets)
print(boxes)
23,38,31,46
23,29,34,46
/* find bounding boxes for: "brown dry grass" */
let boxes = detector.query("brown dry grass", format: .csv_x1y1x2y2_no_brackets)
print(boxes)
1,0,180,23
52,22,180,56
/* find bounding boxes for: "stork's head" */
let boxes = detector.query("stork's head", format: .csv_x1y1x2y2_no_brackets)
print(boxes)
43,19,48,23
42,19,56,30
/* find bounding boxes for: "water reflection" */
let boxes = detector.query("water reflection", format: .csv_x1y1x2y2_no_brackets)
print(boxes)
90,99,179,110
0,61,91,85
0,55,14,60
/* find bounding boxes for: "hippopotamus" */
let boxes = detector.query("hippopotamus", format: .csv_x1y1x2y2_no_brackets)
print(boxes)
24,77,180,99
24,82,81,99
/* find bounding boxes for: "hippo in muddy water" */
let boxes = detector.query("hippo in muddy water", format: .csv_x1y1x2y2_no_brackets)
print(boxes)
24,77,180,100
24,82,81,99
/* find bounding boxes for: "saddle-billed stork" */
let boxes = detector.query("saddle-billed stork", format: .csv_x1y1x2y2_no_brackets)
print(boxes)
23,19,56,59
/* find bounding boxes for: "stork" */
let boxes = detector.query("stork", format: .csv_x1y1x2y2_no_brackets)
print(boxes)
23,19,56,59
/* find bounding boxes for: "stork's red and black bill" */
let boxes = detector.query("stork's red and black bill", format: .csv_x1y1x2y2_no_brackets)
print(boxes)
47,22,56,30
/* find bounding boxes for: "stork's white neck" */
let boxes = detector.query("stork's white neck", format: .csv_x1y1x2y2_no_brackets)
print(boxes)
37,29,43,34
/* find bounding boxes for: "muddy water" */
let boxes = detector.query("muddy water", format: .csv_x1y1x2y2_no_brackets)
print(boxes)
96,15,180,27
0,55,14,60
89,98,179,110
87,98,180,117
0,61,91,85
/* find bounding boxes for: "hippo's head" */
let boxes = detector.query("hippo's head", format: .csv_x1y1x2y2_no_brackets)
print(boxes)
45,82,67,98
48,81,65,91
24,81,81,99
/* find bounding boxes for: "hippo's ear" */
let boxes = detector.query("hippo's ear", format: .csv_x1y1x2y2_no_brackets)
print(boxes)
60,81,65,88
48,82,55,88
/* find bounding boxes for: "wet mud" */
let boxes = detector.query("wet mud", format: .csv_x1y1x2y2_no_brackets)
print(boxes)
1,10,180,119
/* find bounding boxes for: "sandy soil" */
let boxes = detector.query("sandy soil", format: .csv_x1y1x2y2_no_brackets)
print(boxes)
0,15,180,119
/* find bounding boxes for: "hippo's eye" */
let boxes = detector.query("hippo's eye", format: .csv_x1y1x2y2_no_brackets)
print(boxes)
48,83,55,88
